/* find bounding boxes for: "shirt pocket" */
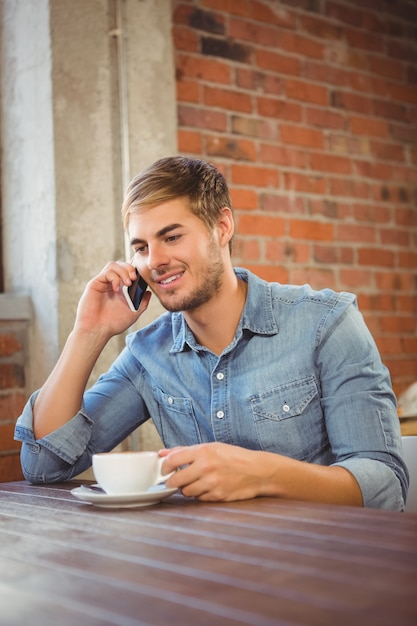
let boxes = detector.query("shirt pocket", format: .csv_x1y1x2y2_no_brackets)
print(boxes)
152,386,203,447
250,376,328,460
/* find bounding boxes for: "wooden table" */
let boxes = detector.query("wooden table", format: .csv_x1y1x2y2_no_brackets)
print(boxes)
1,481,416,626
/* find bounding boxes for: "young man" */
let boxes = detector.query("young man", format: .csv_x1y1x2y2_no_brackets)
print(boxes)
15,156,408,510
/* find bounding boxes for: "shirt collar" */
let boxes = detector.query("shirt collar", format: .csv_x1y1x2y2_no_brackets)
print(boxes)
170,268,278,353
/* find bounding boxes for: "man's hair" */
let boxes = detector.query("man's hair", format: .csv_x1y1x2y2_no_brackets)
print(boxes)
121,156,233,233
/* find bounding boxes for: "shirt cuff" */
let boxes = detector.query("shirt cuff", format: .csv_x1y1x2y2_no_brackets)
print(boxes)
335,458,405,511
14,390,93,465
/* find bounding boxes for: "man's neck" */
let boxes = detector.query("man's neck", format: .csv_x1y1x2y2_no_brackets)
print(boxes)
183,271,248,355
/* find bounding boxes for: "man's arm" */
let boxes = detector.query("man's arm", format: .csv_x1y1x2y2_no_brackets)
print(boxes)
160,443,363,506
33,261,150,439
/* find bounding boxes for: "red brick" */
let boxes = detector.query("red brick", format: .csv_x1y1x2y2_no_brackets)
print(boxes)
290,220,334,241
237,214,285,237
230,188,258,210
395,208,417,227
368,55,405,81
310,153,352,175
370,141,405,162
314,244,354,265
0,393,27,422
358,247,395,267
305,61,349,88
325,2,362,27
265,240,287,262
0,423,22,453
280,125,324,149
231,164,279,188
0,453,24,483
257,97,302,121
172,25,199,52
259,144,308,168
256,49,300,76
176,54,231,84
328,133,370,156
244,263,288,284
354,160,393,181
229,17,279,47
261,193,306,214
300,14,343,41
204,86,253,113
279,31,324,59
284,172,327,195
309,199,351,220
373,99,408,122
380,228,409,247
375,272,414,291
285,80,328,105
339,268,373,288
202,0,251,18
178,129,202,154
206,135,256,161
380,316,417,334
289,267,337,290
388,83,417,105
0,333,22,357
232,237,261,262
353,204,391,224
349,72,387,97
350,116,389,138
336,224,377,243
177,79,200,103
178,105,227,131
306,107,345,130
395,295,417,314
398,251,417,269
330,178,370,199
251,1,296,28
232,115,277,140
0,364,25,390
345,27,385,53
332,91,373,115
236,69,283,95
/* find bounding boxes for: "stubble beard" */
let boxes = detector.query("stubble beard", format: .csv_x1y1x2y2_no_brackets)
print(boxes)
155,237,224,313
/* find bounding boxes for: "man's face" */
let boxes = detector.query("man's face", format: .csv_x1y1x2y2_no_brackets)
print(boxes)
128,198,225,313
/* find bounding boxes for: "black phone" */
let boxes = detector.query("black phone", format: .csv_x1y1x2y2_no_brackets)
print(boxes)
122,268,148,311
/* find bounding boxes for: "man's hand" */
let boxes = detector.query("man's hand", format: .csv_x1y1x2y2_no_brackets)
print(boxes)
75,261,151,340
159,442,268,501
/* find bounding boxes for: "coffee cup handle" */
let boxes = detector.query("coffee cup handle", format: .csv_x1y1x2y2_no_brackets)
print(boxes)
154,456,175,485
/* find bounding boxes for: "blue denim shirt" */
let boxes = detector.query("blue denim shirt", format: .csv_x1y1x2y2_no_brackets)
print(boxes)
15,268,408,510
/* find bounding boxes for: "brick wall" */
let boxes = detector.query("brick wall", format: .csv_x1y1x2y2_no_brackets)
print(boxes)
0,319,26,481
173,0,417,397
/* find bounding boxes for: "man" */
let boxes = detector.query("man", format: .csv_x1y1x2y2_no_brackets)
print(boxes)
15,156,408,509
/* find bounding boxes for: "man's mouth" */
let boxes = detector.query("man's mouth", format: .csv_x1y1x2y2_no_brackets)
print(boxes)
156,272,184,286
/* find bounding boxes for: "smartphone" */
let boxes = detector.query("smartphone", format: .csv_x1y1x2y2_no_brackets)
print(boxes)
122,268,148,312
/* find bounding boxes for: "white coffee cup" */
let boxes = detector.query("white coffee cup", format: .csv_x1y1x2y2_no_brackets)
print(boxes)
92,451,174,495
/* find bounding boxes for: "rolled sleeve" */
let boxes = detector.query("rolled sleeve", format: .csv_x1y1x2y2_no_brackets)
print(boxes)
335,458,405,510
14,390,94,483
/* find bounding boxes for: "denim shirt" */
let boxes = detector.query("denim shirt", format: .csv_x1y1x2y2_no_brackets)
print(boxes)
15,268,408,510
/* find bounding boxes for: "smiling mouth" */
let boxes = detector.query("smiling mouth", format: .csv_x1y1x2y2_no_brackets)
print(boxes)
156,272,184,287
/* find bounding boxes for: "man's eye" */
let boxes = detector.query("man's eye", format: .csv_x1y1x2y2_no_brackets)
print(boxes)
134,246,147,254
166,235,180,243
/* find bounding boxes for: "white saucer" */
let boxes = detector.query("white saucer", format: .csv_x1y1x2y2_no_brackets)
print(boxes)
70,483,178,508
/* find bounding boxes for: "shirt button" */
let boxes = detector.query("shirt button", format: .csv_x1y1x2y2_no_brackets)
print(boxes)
216,372,224,380
168,397,174,405
216,410,224,419
283,403,290,413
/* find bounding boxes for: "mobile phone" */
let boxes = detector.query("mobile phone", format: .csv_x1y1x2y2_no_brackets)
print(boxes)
122,268,148,312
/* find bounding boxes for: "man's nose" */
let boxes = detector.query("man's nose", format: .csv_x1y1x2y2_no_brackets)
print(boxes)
147,244,169,271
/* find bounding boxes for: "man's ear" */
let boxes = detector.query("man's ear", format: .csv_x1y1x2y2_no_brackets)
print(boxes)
217,207,234,247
